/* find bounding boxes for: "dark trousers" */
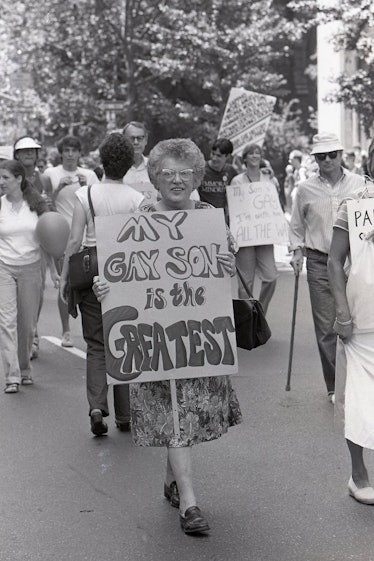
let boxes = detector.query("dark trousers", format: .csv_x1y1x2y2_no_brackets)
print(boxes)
306,249,336,394
79,289,130,422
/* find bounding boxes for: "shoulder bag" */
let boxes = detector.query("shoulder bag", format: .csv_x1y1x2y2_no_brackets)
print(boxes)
68,185,98,290
233,266,271,350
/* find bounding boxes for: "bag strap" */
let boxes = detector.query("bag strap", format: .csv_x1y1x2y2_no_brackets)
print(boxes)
236,265,254,299
87,185,95,220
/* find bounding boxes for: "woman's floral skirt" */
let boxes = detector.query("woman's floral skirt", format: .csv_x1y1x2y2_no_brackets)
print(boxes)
130,375,242,447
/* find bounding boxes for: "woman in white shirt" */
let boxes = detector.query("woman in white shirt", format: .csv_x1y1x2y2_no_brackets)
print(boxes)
0,160,53,393
229,144,278,314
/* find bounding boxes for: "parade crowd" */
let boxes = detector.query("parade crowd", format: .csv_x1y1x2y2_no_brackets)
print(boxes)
1,122,374,535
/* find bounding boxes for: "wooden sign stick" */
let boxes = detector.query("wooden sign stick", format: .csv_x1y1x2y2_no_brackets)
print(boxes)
169,379,181,438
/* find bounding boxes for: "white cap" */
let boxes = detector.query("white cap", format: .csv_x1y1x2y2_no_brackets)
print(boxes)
310,132,343,155
0,145,13,159
13,136,42,151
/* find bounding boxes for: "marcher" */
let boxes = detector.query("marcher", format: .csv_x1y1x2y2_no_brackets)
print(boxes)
344,151,362,175
122,121,200,202
13,136,52,196
93,138,242,535
0,160,58,393
284,149,307,213
13,136,53,359
198,138,237,218
289,132,366,401
327,138,374,504
59,133,144,435
122,121,150,184
229,143,279,315
43,135,99,348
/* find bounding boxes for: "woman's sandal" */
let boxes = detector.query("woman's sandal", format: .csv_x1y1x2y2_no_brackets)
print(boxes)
4,383,19,394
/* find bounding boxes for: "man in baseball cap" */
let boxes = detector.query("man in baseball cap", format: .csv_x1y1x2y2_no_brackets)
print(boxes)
289,131,366,402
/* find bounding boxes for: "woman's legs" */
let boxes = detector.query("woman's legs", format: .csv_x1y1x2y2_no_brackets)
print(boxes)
0,262,20,386
347,439,370,487
167,447,196,514
79,290,109,416
17,261,42,379
235,246,256,299
255,245,278,315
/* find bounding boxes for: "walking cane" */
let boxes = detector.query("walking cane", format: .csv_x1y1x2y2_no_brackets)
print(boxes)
285,271,299,391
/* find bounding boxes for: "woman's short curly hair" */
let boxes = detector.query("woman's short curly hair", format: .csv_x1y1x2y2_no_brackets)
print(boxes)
99,133,134,179
148,138,205,189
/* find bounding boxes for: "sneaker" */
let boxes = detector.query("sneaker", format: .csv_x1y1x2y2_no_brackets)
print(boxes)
21,376,34,385
61,332,73,347
328,392,335,404
4,383,19,394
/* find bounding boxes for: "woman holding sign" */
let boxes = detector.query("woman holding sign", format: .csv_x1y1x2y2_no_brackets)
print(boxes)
229,143,279,314
93,138,242,535
327,141,374,505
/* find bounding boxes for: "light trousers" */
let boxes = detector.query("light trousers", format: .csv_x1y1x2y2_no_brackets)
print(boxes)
0,260,42,385
235,245,278,315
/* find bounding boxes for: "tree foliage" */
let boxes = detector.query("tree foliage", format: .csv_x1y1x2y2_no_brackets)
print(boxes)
0,0,314,152
290,0,374,134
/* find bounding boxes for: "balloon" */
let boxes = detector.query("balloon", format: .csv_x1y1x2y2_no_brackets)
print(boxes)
36,212,70,258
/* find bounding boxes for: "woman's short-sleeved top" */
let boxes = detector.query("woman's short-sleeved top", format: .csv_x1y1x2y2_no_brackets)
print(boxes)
335,183,374,232
75,183,145,246
0,196,40,265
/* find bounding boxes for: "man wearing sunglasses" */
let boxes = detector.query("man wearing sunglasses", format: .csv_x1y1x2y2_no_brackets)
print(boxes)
289,132,366,402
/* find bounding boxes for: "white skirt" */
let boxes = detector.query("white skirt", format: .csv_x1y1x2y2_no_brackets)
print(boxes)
344,331,374,449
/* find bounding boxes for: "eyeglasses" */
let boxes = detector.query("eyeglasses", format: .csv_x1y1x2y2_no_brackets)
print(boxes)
315,151,338,161
159,168,194,181
128,136,145,143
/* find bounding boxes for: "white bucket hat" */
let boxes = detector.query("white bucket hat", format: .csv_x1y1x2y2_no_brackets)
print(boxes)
310,132,343,155
13,136,42,151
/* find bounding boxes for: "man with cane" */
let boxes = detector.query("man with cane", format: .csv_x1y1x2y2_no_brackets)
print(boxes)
289,132,365,402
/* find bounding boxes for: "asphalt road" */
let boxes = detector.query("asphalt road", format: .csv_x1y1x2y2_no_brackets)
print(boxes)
1,266,374,561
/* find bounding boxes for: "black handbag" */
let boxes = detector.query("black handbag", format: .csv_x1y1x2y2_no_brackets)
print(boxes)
68,186,98,290
233,266,271,350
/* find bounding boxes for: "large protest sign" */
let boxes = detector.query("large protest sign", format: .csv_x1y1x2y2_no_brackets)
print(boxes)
347,198,374,260
124,181,158,205
95,208,238,384
226,181,289,247
218,87,276,156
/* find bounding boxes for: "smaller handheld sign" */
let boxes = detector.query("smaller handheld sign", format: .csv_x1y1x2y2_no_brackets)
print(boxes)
36,212,70,258
227,181,288,247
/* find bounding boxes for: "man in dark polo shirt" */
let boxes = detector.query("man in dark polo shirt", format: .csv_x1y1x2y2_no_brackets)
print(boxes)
198,138,237,217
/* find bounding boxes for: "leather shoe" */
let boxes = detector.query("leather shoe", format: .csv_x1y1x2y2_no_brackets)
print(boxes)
164,481,180,508
180,506,210,534
348,476,374,505
115,421,131,432
90,410,108,436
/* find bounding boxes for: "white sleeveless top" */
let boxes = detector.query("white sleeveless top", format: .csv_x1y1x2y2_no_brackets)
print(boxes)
0,196,40,265
75,183,144,246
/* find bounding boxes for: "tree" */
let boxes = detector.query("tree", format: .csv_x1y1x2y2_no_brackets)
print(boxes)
1,0,315,153
290,0,374,135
